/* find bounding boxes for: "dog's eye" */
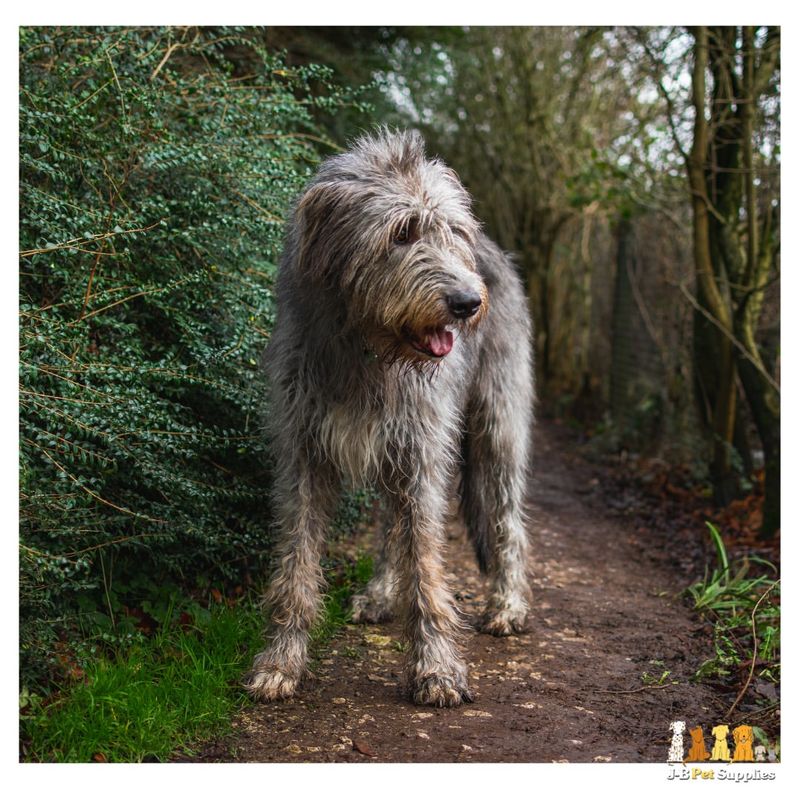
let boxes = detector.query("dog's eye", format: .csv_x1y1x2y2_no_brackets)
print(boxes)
393,218,418,246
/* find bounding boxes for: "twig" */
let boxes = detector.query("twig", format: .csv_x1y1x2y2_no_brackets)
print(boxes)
636,32,690,164
68,279,190,325
27,439,167,525
594,683,679,694
150,30,199,82
77,239,105,322
151,42,182,81
105,49,127,129
626,248,667,367
726,580,780,718
230,189,283,222
735,702,780,722
20,221,161,258
677,277,781,394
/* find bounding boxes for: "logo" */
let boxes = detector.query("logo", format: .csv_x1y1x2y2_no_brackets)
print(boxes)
665,720,779,779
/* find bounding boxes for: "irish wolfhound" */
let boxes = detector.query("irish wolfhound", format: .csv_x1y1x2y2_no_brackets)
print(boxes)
244,129,534,707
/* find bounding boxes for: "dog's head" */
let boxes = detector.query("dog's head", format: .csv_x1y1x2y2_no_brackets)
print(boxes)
734,726,752,744
689,726,704,744
290,128,487,367
670,720,686,735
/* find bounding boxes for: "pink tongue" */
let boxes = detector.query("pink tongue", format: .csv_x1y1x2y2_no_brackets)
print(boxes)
428,328,454,357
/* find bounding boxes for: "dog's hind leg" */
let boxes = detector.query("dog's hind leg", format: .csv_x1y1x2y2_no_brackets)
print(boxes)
462,362,533,637
244,459,339,702
351,501,400,624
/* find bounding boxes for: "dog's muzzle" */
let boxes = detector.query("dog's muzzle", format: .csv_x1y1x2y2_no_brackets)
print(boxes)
446,289,482,319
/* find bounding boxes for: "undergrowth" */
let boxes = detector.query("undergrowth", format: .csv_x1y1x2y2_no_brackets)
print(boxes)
21,552,373,763
20,596,264,763
688,522,780,686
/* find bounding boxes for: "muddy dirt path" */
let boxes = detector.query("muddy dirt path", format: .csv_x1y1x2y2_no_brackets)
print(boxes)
190,421,726,763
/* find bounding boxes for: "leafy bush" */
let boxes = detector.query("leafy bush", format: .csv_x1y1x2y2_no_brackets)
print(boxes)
19,26,363,690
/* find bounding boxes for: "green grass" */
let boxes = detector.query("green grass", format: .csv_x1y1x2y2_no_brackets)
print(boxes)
20,600,264,762
21,552,374,763
687,523,780,685
310,553,373,651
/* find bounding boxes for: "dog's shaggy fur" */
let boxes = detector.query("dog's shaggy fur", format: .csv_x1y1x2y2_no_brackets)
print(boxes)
244,129,534,707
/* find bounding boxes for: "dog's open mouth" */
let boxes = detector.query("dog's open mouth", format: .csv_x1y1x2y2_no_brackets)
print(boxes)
407,326,454,359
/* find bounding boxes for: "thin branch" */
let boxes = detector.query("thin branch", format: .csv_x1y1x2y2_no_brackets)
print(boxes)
230,189,283,222
25,438,167,525
19,220,161,258
677,277,780,394
594,683,679,695
726,580,780,719
150,29,200,81
636,31,689,163
105,48,127,129
68,278,192,325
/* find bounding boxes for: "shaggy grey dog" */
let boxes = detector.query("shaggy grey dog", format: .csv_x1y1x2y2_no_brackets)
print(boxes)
244,129,534,707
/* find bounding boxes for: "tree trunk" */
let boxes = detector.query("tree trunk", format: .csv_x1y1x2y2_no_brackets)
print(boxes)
688,26,739,505
734,26,780,538
610,216,636,439
736,352,780,537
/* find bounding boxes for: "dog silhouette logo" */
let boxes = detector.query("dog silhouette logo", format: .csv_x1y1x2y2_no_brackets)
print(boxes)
686,725,711,761
667,721,686,762
732,724,755,762
710,724,731,761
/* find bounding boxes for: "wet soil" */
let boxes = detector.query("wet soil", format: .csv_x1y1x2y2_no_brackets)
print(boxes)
187,420,733,763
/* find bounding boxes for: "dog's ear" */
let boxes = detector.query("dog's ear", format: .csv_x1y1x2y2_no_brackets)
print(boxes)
292,180,359,286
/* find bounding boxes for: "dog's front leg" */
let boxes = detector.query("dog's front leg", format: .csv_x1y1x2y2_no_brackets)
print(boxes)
244,462,339,702
392,487,473,708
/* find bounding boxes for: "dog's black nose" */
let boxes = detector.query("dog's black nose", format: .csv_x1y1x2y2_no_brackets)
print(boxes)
447,290,482,319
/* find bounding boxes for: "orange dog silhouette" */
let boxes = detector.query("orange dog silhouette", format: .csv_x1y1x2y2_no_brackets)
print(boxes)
686,726,710,761
732,725,755,762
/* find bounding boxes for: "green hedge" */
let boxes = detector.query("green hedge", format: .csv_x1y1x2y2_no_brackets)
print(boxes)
19,26,363,690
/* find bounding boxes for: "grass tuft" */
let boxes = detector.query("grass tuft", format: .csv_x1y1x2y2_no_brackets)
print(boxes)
687,523,780,685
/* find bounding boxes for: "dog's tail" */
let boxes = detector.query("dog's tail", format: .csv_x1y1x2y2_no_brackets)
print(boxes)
459,432,493,575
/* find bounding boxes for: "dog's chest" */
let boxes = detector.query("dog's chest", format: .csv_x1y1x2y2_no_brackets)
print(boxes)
317,373,460,486
318,401,386,485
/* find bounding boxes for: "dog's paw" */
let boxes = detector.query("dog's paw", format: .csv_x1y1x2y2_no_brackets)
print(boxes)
410,674,474,708
350,593,394,624
243,667,298,702
480,606,528,637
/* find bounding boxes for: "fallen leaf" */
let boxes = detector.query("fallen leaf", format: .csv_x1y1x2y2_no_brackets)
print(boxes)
353,740,377,757
363,634,392,647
